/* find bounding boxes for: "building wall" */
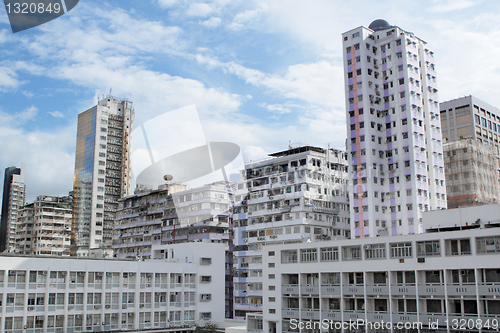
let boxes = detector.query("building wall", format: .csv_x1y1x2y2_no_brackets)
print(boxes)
444,139,500,208
0,242,224,332
440,95,500,154
232,145,350,319
71,97,134,257
16,195,73,256
114,181,235,318
1,164,26,253
342,23,446,239
261,226,500,333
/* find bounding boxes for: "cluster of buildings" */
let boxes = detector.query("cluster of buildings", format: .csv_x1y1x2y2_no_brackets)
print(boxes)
0,19,500,332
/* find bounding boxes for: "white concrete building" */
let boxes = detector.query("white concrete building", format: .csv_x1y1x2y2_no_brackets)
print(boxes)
72,97,134,257
232,145,350,319
342,19,447,238
0,242,225,333
260,223,500,333
16,195,73,256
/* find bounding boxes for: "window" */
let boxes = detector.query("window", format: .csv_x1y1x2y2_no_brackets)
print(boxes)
200,276,211,283
390,242,412,258
200,258,211,265
342,246,362,261
281,250,297,263
477,236,500,254
320,247,339,261
417,240,440,257
365,244,386,259
268,251,275,256
300,248,317,262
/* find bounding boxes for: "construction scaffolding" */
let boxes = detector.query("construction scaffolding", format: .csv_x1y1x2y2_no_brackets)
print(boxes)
444,139,500,208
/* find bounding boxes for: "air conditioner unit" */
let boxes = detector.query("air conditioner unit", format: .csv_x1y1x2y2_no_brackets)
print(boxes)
28,306,34,311
77,315,82,319
122,304,127,309
140,304,144,308
112,313,118,318
94,305,101,309
460,270,467,275
128,313,134,317
105,304,111,309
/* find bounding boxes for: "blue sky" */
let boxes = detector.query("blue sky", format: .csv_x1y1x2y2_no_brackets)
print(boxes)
1,0,499,201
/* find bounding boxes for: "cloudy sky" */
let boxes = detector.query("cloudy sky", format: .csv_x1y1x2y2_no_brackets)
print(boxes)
0,0,499,201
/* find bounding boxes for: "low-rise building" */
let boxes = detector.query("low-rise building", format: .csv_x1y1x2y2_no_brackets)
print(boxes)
15,195,73,256
0,242,225,333
259,211,500,333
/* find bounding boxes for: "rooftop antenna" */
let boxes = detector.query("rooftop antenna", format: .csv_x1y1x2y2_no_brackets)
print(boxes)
109,88,112,96
289,140,291,149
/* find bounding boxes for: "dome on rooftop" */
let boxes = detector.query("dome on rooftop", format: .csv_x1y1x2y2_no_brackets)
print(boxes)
369,19,391,31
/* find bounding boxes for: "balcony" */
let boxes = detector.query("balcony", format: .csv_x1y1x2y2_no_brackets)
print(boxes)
321,310,341,320
343,310,364,320
417,284,445,296
392,312,418,324
320,285,341,295
301,309,320,320
300,285,319,295
366,284,389,295
343,285,365,295
282,284,299,295
367,311,390,323
282,308,299,318
478,283,500,296
447,283,477,296
419,313,447,325
391,284,416,296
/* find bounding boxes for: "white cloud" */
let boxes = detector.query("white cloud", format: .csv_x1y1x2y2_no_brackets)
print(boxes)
260,103,295,114
228,3,268,31
18,105,38,122
0,110,75,202
49,111,64,118
187,3,214,17
429,0,483,12
0,67,22,91
157,0,179,8
201,17,222,27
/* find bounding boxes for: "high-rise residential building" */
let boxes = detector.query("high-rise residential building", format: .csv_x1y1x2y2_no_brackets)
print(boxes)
72,97,134,257
342,19,447,238
232,145,350,319
15,194,73,256
440,95,500,154
114,181,235,318
444,139,500,208
0,164,26,252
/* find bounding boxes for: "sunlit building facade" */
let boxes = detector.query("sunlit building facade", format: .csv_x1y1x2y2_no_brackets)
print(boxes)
72,97,134,257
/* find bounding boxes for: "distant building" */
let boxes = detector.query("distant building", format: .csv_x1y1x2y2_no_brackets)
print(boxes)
0,242,225,332
15,195,73,256
114,181,235,318
440,95,500,154
72,97,134,257
0,164,26,252
232,145,350,319
342,19,446,238
444,139,500,208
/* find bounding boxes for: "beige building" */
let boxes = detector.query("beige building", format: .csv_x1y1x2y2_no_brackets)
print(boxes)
443,139,500,209
16,195,73,256
440,95,500,153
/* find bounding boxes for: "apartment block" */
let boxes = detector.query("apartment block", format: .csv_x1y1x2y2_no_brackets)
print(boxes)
440,95,500,154
114,181,235,318
0,242,224,332
15,195,73,256
444,139,500,208
72,97,134,257
1,164,26,252
232,145,350,319
342,19,447,238
260,216,500,333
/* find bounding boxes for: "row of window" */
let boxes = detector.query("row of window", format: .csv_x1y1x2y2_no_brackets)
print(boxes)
281,236,497,263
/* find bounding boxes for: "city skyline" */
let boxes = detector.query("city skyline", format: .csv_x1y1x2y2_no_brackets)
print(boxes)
1,0,499,203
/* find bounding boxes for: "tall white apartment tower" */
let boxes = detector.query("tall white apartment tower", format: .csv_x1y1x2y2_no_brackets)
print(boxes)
72,97,134,257
342,20,447,238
